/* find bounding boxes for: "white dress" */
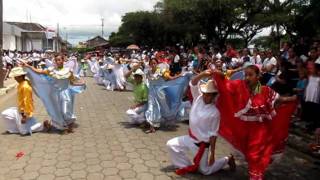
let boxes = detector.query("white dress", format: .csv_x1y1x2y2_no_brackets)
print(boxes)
305,76,320,103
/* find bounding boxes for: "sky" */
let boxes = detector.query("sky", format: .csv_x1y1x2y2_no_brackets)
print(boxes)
3,0,159,44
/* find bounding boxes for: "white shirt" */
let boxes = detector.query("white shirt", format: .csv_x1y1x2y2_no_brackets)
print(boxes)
316,57,320,64
189,82,220,142
263,57,277,74
174,55,180,63
250,55,262,65
240,55,251,64
4,55,13,64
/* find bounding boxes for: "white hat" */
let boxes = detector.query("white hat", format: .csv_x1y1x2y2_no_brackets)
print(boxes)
199,80,218,94
231,58,240,63
131,59,139,63
215,53,222,59
81,59,85,63
243,61,253,68
133,69,144,76
9,67,27,78
130,62,140,69
38,61,46,66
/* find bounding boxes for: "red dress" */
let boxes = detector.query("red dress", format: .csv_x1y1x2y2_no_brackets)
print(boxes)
213,73,296,179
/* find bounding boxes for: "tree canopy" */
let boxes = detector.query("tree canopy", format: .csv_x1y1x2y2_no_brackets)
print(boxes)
109,0,320,49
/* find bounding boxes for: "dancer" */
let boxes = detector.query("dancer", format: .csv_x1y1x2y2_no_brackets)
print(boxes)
102,64,117,91
125,65,148,125
145,58,190,133
23,55,85,133
166,70,235,175
1,67,50,135
79,59,89,77
214,65,297,180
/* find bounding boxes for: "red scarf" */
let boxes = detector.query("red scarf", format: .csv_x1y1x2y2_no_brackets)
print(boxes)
175,129,208,175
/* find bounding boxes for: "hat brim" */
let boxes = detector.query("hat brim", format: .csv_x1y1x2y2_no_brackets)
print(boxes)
200,86,218,94
133,73,144,76
9,72,27,78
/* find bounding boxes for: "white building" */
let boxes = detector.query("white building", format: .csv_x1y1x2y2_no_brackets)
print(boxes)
2,22,67,52
3,22,23,51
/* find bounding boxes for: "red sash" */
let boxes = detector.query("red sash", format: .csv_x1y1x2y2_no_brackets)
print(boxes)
175,129,208,175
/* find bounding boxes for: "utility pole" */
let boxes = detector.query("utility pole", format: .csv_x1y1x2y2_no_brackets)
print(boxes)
56,23,59,52
0,0,4,88
101,18,104,38
64,27,68,42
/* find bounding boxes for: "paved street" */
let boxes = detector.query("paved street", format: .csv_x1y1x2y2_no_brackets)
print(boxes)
0,77,319,180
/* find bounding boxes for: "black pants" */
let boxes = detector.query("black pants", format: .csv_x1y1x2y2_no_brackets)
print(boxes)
261,73,274,85
302,101,320,131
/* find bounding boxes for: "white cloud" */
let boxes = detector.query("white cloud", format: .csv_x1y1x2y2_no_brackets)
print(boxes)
3,0,159,44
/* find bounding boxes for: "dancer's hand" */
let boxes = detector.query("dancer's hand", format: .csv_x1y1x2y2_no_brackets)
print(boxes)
202,69,213,77
208,153,215,166
20,60,30,67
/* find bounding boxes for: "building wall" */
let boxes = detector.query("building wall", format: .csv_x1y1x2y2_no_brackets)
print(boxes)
2,22,22,50
3,35,15,50
22,38,43,51
16,36,22,51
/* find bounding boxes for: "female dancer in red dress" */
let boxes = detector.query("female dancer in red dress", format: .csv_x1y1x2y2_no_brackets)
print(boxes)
213,65,297,180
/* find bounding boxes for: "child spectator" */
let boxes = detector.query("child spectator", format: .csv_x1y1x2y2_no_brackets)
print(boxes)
293,68,308,117
302,61,320,132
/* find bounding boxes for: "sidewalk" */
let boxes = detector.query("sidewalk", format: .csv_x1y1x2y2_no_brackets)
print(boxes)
0,78,17,96
288,119,320,159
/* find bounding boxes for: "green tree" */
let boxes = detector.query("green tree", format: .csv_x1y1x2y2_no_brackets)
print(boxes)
109,0,319,49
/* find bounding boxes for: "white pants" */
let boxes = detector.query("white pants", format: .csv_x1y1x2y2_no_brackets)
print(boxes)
103,80,115,91
167,135,228,175
1,107,43,135
79,69,87,77
94,74,104,85
126,104,147,125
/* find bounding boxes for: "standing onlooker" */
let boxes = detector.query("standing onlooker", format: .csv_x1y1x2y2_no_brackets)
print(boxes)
302,60,320,132
3,51,14,80
261,50,278,84
225,44,238,59
250,48,262,65
280,42,290,61
240,48,251,65
171,49,181,75
293,68,308,118
294,37,309,57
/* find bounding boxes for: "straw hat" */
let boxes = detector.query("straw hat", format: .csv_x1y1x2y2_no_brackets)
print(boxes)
130,62,140,69
9,67,27,78
199,80,218,94
38,61,46,66
133,69,144,76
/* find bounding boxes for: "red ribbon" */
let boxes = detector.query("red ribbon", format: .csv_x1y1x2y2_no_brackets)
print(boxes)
16,151,25,160
175,129,207,175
